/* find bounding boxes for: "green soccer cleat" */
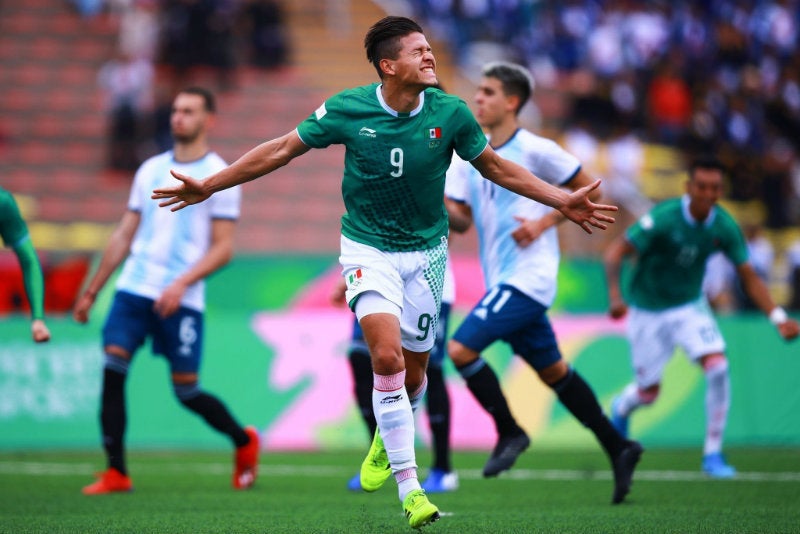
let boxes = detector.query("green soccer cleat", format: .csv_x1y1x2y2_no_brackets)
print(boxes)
403,489,440,529
360,428,391,492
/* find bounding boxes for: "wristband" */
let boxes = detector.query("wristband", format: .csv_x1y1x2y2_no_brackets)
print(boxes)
769,307,788,326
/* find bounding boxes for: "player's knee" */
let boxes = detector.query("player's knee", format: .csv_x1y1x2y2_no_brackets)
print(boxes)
371,347,404,374
173,381,201,403
701,353,728,372
447,339,474,366
538,360,569,386
103,353,130,375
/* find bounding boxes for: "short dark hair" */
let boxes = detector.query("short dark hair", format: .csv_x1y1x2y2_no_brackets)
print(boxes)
482,62,533,115
179,86,216,113
364,16,424,78
689,155,725,179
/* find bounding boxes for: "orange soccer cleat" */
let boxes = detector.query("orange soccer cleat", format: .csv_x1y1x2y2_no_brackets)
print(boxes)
82,468,133,495
233,426,260,490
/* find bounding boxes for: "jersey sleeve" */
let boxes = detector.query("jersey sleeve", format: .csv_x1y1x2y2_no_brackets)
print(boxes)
527,138,581,186
295,92,346,149
625,210,658,252
719,214,749,266
127,165,147,212
210,184,242,220
0,190,30,248
451,99,488,162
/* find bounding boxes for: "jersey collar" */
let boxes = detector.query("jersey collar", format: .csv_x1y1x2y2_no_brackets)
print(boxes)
376,84,425,118
681,194,716,227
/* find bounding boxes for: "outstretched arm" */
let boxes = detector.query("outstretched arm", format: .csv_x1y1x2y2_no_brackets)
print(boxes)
737,262,799,340
152,130,311,211
470,147,617,234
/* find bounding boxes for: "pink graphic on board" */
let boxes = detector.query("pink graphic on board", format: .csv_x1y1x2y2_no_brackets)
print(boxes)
251,256,627,450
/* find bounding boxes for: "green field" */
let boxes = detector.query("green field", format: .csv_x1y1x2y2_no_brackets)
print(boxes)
1,447,798,533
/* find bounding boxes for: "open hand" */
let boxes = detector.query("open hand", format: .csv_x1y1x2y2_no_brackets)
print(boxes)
151,170,210,211
560,180,617,234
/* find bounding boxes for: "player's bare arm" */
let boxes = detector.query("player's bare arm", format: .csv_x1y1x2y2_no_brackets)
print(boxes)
152,131,311,211
444,197,472,233
470,147,617,233
604,236,635,320
736,262,800,340
73,211,140,324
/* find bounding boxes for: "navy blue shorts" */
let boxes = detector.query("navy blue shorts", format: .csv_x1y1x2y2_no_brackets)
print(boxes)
102,290,204,373
452,284,561,371
349,302,451,368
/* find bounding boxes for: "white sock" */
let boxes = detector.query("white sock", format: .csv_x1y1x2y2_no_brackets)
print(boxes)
703,359,730,456
372,371,419,499
615,383,646,417
408,375,428,412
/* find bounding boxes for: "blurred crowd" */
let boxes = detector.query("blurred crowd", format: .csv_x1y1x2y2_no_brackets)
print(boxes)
84,0,290,170
75,0,800,310
411,0,800,230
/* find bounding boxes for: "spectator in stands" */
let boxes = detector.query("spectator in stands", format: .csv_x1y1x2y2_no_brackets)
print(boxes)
239,0,289,69
97,50,154,171
0,187,50,343
646,57,692,145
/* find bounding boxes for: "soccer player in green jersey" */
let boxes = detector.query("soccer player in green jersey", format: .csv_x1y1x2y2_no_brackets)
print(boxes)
0,187,50,343
604,156,799,479
153,16,617,528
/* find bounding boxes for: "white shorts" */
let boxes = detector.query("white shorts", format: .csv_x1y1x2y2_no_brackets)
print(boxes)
339,234,448,353
627,298,726,388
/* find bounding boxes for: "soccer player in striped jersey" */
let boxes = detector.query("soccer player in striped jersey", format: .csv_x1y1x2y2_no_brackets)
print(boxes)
153,17,616,528
0,186,50,343
444,62,643,504
605,156,799,478
74,87,259,495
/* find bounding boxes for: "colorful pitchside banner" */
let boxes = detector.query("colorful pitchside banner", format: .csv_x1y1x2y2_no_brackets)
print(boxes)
1,255,798,451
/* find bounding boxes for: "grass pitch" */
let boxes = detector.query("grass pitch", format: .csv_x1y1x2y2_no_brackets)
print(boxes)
1,447,798,533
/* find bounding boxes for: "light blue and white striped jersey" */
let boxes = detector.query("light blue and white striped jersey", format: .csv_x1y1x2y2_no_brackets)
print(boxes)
445,129,580,307
116,150,240,312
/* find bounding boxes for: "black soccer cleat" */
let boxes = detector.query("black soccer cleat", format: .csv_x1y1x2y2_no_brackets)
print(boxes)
611,440,644,504
483,433,531,477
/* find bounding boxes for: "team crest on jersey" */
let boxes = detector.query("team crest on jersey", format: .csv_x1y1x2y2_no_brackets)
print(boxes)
347,268,363,289
428,127,442,148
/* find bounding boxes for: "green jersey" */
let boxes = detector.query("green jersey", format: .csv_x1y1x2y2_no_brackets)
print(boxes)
296,83,487,252
625,196,748,310
0,186,29,248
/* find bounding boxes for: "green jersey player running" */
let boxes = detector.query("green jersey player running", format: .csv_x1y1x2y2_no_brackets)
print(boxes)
153,16,617,529
604,156,799,479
